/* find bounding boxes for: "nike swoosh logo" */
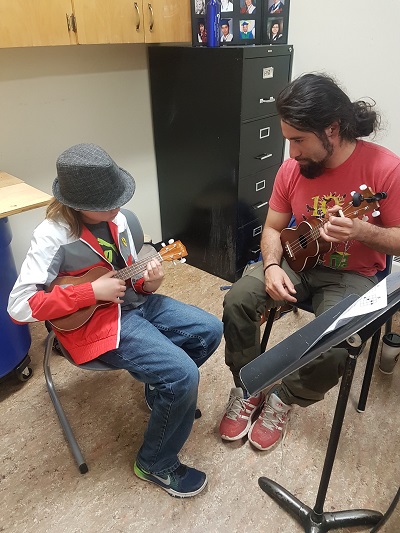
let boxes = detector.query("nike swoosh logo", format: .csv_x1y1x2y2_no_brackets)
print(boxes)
153,473,171,486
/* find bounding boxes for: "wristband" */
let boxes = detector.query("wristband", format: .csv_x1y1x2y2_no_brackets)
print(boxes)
263,263,280,274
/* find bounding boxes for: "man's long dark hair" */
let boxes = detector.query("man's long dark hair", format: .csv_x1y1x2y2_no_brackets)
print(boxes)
276,73,380,141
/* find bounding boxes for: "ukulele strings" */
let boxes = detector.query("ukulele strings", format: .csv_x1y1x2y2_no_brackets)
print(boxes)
286,203,367,255
285,202,368,256
113,251,163,280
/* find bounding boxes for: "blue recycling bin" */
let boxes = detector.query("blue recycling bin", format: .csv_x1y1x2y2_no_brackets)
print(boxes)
0,217,32,381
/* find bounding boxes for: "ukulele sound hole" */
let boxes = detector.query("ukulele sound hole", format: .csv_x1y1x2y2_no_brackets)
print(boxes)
299,234,308,249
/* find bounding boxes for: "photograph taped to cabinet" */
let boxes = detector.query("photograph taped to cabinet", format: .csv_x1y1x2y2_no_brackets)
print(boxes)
190,0,290,47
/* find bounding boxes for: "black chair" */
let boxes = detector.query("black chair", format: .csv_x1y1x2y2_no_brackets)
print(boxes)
43,209,147,474
260,255,393,412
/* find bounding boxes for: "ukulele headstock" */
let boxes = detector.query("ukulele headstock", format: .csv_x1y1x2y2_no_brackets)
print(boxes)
348,185,387,220
159,239,188,263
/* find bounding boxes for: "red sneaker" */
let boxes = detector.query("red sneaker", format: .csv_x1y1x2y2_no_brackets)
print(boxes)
248,392,291,451
219,387,265,441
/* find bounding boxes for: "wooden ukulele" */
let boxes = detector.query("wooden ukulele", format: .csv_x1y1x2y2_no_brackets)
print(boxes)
280,186,387,273
48,240,187,332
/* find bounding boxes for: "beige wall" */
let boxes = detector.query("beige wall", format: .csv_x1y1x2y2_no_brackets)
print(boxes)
2,0,400,269
288,0,400,154
1,44,160,269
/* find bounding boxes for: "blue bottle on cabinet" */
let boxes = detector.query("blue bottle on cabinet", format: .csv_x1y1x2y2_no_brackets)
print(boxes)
206,0,221,47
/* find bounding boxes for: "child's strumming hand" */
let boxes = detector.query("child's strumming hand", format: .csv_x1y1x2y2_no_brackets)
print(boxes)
92,270,126,303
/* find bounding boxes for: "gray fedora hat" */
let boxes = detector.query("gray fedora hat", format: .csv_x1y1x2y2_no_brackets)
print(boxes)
52,143,135,211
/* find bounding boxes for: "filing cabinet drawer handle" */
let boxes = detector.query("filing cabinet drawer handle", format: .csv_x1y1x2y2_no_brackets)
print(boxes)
255,153,273,160
253,201,269,210
259,97,276,104
253,226,262,236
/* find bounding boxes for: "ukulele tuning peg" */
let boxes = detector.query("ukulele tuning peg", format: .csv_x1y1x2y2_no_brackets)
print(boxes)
168,239,175,244
350,190,356,197
161,242,166,247
352,191,362,207
362,215,369,222
372,210,380,217
359,184,368,191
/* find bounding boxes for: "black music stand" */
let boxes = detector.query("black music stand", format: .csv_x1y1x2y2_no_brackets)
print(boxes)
240,272,400,533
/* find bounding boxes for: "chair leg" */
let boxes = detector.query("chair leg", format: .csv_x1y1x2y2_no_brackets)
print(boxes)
43,331,89,474
357,328,381,413
385,317,392,334
260,307,278,354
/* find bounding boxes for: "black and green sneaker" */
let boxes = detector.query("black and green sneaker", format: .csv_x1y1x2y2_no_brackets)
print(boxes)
134,461,207,498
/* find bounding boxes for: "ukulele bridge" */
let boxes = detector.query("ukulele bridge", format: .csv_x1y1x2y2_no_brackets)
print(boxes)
284,242,294,259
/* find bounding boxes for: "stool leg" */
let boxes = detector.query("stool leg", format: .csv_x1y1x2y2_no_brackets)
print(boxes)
357,328,381,413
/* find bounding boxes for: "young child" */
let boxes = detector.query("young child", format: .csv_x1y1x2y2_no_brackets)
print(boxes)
8,143,223,498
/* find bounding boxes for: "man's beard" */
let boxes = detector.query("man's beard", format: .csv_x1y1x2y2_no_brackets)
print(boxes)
297,133,334,179
298,160,326,179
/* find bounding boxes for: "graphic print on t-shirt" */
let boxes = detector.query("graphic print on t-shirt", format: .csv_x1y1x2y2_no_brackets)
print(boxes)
88,221,125,270
303,191,351,270
97,237,118,263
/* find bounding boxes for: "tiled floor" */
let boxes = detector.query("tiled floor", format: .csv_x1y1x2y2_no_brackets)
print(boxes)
1,262,399,532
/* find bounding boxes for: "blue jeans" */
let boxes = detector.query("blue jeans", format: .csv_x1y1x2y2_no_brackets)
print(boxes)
98,294,222,475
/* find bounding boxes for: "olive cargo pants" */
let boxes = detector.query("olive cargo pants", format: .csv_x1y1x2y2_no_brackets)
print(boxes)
223,260,376,407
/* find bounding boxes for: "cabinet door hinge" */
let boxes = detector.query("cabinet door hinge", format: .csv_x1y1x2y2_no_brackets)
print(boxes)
66,13,77,33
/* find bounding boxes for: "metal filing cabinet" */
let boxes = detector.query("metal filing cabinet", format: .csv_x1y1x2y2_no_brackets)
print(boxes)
148,45,293,282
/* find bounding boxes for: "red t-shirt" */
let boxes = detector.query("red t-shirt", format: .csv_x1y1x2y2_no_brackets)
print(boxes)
269,140,400,277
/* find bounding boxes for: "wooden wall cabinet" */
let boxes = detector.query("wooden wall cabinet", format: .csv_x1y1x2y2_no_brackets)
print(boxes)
73,0,191,45
0,0,190,48
0,1,73,48
142,0,191,44
149,45,294,282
